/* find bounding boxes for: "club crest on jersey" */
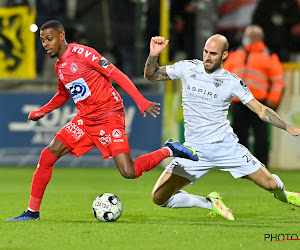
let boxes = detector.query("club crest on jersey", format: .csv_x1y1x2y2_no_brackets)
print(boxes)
70,62,78,73
112,129,122,138
213,78,223,87
99,57,111,69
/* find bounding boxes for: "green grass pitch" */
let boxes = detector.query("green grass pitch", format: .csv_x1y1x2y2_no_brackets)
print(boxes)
1,167,300,249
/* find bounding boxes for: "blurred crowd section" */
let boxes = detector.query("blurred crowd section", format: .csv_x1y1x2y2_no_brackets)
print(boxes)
1,0,300,82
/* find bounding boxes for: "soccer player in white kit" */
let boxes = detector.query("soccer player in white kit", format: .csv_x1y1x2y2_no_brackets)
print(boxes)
144,35,300,221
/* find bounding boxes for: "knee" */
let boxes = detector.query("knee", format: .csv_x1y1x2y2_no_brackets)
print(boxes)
47,139,68,158
119,167,135,179
152,190,168,206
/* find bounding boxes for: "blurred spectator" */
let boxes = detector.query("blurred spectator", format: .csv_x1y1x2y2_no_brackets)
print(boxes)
252,0,300,62
144,0,160,49
35,0,66,76
171,0,196,60
5,0,29,7
223,25,285,167
145,0,197,61
71,24,89,46
112,0,137,78
217,0,259,50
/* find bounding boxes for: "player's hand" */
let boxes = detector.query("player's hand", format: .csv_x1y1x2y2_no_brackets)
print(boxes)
28,110,47,121
143,103,160,118
149,36,169,57
287,126,300,136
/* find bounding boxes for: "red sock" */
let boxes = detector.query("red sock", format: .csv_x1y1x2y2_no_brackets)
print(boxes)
134,147,170,178
28,148,58,212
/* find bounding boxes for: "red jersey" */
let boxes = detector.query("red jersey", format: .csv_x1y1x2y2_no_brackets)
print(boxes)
39,43,153,120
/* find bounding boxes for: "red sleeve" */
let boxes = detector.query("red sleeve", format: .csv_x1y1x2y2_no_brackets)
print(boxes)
83,47,153,114
39,79,71,114
110,68,153,114
82,47,116,77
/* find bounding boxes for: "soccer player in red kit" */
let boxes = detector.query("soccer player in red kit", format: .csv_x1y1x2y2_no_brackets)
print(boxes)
6,20,198,221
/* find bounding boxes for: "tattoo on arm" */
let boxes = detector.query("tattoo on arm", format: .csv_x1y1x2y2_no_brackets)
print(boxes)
145,56,159,78
263,108,287,130
144,56,171,81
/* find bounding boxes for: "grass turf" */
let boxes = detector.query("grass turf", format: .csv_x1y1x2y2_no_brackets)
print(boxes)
0,167,300,249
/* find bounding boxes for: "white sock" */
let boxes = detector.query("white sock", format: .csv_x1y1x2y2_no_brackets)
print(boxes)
164,146,173,157
270,174,287,202
27,207,37,212
160,190,212,210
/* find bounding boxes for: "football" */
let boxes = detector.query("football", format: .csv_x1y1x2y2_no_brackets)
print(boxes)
92,193,123,222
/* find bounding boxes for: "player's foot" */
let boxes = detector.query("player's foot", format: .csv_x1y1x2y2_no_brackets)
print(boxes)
207,192,235,221
5,210,40,222
286,191,300,207
165,138,198,161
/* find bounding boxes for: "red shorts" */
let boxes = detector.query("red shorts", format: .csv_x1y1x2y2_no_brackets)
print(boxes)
55,115,130,159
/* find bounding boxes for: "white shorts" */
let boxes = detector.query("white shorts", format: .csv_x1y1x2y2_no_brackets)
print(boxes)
165,133,262,183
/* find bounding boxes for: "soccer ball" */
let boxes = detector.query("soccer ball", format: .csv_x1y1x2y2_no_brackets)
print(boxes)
92,193,123,222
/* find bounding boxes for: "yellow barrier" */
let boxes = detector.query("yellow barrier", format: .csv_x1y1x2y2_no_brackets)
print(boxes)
269,63,300,169
282,63,300,96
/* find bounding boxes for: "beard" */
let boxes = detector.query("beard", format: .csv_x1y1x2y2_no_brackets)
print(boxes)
204,59,222,73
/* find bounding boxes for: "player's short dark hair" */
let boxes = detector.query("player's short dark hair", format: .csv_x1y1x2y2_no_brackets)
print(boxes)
41,20,65,32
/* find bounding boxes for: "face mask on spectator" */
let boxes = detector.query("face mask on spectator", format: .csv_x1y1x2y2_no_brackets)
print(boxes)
242,36,251,46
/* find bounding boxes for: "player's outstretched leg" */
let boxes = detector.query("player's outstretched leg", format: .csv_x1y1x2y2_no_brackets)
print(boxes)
132,139,198,178
165,138,198,161
269,174,300,207
6,139,66,222
206,192,235,221
157,189,235,221
158,190,212,209
284,191,300,207
6,210,40,222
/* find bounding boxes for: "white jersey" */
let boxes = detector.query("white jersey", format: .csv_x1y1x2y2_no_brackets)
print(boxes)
166,59,254,148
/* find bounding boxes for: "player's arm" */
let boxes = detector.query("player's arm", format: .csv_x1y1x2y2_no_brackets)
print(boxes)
28,79,70,121
88,49,160,117
110,68,160,117
245,98,300,136
144,36,171,82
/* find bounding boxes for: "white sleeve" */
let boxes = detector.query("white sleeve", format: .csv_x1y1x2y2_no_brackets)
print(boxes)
232,79,254,104
166,61,185,80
